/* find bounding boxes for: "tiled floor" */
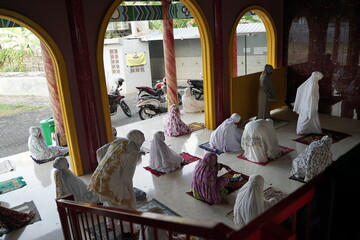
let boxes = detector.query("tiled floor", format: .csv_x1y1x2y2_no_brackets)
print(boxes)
1,108,359,240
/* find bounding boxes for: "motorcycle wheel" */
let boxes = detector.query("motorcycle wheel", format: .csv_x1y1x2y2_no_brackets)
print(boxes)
192,89,202,100
120,101,132,117
139,106,156,120
178,93,183,105
109,105,117,116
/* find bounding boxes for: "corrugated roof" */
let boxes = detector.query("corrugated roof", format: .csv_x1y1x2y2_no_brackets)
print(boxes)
126,23,265,41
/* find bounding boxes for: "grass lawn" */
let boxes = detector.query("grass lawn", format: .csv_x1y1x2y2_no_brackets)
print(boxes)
0,103,46,117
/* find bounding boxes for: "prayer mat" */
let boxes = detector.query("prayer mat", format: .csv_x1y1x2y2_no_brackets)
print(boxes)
0,201,42,236
271,118,290,129
236,145,294,166
226,187,288,220
0,176,27,194
289,175,307,183
198,142,223,155
134,187,147,202
292,128,351,145
263,187,288,202
0,160,15,175
144,152,201,177
180,152,202,165
30,152,69,165
137,198,180,217
188,122,205,132
186,170,249,205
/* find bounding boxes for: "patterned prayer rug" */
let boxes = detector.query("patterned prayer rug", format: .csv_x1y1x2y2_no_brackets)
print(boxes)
226,187,288,219
144,152,201,177
292,128,351,145
188,122,205,132
0,176,27,194
198,142,223,155
137,198,180,216
186,170,249,205
236,146,294,166
0,201,42,236
0,160,15,175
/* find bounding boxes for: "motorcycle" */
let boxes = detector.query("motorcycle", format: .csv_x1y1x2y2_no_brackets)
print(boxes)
108,78,132,117
137,86,168,120
187,79,203,100
136,78,182,105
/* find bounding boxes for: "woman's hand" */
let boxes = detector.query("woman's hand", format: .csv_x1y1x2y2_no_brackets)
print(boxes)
219,163,232,171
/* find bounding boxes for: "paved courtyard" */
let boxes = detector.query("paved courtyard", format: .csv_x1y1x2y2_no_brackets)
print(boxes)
0,93,141,158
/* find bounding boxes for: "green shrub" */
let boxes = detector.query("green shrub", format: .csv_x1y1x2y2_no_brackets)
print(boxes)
0,49,27,72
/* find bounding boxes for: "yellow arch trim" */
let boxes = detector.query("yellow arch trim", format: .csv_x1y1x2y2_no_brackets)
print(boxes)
0,9,83,175
96,1,216,132
229,5,278,112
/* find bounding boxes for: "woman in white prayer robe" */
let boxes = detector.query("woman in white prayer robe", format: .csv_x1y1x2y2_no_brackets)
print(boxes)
209,113,243,152
182,87,204,113
233,175,277,229
28,126,68,163
257,64,276,119
53,157,100,204
88,130,145,210
96,127,118,163
291,135,332,182
241,119,281,163
294,71,323,135
149,131,183,173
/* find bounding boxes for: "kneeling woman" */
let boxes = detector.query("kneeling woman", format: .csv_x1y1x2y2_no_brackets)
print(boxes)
191,153,231,204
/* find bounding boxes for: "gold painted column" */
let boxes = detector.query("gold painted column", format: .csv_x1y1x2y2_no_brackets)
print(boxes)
40,42,67,146
162,0,178,106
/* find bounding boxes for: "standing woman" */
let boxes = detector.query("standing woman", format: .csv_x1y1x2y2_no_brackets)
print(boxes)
293,71,323,135
191,153,231,204
257,64,276,119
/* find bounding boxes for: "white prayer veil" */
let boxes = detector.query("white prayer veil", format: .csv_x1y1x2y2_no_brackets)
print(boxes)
127,129,145,149
182,87,204,113
209,113,243,152
149,131,183,173
53,157,100,203
294,71,323,118
233,175,265,229
293,71,323,134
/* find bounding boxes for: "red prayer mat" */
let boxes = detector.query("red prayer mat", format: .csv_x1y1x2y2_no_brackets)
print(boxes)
144,152,201,177
237,145,294,166
186,170,249,205
292,128,351,145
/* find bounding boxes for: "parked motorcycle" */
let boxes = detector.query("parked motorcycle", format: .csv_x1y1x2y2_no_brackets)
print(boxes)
187,79,203,100
137,86,167,120
136,78,182,105
108,78,132,117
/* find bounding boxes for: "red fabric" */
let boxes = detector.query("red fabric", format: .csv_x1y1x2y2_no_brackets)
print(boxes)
144,152,201,177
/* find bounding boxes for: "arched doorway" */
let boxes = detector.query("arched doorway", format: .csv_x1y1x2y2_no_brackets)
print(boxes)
229,6,283,120
97,0,216,140
0,9,82,174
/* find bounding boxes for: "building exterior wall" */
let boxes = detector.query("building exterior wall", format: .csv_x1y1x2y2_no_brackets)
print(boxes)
0,72,48,96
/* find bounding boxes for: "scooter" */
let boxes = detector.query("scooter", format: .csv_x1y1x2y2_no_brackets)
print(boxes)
108,78,132,117
136,78,182,105
187,79,203,100
136,86,167,120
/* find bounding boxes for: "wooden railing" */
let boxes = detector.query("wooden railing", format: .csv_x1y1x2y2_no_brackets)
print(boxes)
56,173,328,240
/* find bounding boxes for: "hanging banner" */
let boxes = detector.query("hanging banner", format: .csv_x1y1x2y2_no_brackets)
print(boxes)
126,52,146,66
